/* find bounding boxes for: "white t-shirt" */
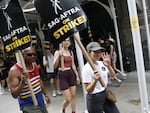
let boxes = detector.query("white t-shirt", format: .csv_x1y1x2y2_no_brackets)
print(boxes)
81,61,108,94
43,54,54,73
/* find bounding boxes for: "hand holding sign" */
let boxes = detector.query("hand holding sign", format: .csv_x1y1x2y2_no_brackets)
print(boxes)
0,0,38,106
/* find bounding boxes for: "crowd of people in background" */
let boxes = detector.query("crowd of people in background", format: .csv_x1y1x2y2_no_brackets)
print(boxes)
97,34,127,86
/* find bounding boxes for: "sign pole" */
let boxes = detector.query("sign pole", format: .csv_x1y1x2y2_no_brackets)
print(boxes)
73,32,88,113
73,33,105,87
127,0,149,113
15,51,38,106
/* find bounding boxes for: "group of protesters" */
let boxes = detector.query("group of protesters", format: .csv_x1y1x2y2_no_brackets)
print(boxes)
0,34,128,113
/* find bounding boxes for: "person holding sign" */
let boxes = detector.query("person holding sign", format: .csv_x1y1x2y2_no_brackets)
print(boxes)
81,42,120,113
8,46,50,113
53,38,80,113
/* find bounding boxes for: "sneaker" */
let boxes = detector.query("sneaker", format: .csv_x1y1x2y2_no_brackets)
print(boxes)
57,90,62,95
52,91,57,97
114,77,122,83
110,78,121,87
121,73,127,80
122,73,127,77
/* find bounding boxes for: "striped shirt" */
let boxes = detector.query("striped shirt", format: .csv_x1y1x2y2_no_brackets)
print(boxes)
15,63,45,110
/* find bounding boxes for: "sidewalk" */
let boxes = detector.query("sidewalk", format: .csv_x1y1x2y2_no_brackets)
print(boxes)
0,71,150,113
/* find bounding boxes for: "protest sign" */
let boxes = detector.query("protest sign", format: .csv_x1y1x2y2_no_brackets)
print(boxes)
0,0,31,54
0,0,38,106
34,0,87,43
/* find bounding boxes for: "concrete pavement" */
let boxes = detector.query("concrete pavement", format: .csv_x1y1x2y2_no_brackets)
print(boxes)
0,71,150,113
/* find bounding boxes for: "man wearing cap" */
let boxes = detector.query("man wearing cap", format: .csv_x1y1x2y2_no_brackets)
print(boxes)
81,42,120,113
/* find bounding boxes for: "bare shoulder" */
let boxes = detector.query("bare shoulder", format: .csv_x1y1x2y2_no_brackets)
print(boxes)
54,50,60,56
8,65,20,83
55,50,59,54
9,65,18,75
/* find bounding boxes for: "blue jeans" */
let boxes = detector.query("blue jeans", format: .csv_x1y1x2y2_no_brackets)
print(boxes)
86,90,120,113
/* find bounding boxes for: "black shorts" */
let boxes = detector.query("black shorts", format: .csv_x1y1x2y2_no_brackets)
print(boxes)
47,72,57,79
58,69,76,90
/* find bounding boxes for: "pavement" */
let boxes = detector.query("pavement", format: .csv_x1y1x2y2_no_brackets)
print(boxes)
0,71,150,113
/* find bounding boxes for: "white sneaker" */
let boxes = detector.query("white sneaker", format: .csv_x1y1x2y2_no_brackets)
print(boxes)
52,91,57,97
121,73,127,80
57,90,62,95
122,73,127,77
114,77,122,83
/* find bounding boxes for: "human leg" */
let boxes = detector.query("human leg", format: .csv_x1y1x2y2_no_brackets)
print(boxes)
56,78,62,95
47,73,57,97
61,88,72,113
111,63,122,82
86,91,106,113
70,86,76,113
50,78,57,97
112,63,126,79
0,79,7,93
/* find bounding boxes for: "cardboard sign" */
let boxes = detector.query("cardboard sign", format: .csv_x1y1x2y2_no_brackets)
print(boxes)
34,0,87,43
0,0,31,54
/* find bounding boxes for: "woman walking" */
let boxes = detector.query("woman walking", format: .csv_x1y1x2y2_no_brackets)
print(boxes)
53,38,80,113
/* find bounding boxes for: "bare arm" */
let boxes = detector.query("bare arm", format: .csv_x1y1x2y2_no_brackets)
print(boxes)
40,80,51,105
71,52,80,84
102,52,115,77
7,66,26,98
110,45,114,57
84,71,101,93
107,65,115,77
53,50,60,69
40,79,47,96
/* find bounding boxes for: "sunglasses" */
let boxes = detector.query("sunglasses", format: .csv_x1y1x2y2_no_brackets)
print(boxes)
25,53,36,57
